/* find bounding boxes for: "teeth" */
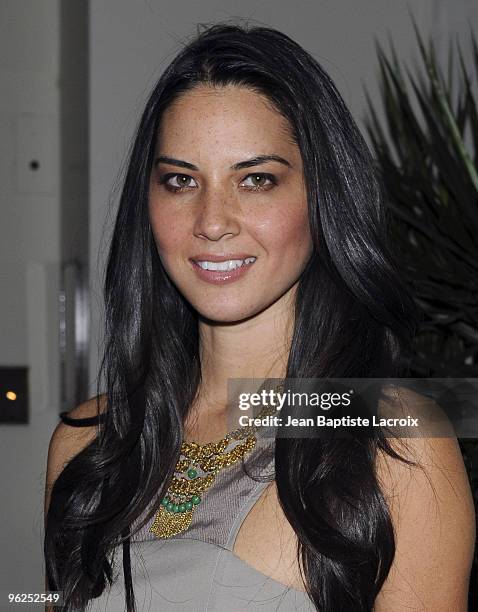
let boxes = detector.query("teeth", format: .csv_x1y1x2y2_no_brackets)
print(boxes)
197,257,256,271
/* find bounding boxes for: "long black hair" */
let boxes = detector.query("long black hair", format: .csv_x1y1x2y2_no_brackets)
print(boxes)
45,21,421,611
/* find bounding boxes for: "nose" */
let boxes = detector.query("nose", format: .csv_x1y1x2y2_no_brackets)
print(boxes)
193,185,241,241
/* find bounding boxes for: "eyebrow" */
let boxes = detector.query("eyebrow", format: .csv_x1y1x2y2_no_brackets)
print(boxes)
154,154,292,171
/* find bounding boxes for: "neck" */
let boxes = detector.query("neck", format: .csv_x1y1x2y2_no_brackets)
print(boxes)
185,285,296,439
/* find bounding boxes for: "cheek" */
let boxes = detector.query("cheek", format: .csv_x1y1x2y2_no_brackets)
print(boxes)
257,204,312,261
148,205,184,257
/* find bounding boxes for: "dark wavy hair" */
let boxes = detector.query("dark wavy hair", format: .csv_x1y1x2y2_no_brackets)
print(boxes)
45,21,421,611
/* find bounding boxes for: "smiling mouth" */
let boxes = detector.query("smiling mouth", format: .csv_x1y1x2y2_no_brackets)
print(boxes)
193,257,256,271
190,257,257,285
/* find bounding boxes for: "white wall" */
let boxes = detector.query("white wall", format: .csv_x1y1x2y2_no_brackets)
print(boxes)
0,0,61,596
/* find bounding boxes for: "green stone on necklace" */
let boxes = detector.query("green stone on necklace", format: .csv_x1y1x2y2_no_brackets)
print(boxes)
159,493,201,513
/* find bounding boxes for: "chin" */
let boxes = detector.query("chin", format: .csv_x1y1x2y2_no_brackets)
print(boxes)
194,302,266,324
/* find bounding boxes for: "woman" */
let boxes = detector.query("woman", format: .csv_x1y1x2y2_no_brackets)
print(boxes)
44,22,475,611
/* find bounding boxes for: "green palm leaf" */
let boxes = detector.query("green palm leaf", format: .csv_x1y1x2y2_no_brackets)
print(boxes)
364,20,478,605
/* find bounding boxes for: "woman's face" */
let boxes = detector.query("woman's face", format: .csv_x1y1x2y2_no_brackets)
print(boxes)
148,84,313,323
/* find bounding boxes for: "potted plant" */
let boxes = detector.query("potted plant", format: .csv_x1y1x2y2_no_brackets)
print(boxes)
364,20,478,606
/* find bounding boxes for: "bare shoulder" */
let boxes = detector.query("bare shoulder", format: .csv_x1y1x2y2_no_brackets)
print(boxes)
374,394,476,611
44,395,107,514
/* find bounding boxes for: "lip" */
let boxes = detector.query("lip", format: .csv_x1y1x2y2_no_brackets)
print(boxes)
190,253,256,263
189,256,256,285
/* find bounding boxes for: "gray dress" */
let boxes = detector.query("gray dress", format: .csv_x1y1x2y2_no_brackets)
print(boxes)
87,431,316,612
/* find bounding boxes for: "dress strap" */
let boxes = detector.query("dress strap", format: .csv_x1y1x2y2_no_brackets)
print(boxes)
225,477,272,550
59,411,105,427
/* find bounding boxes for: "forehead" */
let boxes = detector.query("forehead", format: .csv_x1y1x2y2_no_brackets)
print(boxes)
156,85,297,153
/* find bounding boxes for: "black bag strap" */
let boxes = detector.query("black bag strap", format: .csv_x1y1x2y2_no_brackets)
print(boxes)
59,411,106,427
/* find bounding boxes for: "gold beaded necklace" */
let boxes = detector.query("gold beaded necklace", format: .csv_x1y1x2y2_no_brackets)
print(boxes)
150,382,283,538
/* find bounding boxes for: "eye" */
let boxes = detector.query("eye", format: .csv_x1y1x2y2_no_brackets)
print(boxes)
240,173,277,191
157,171,277,193
158,173,198,192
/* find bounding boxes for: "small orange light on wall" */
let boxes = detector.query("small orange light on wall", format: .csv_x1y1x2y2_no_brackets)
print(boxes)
1,367,28,423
